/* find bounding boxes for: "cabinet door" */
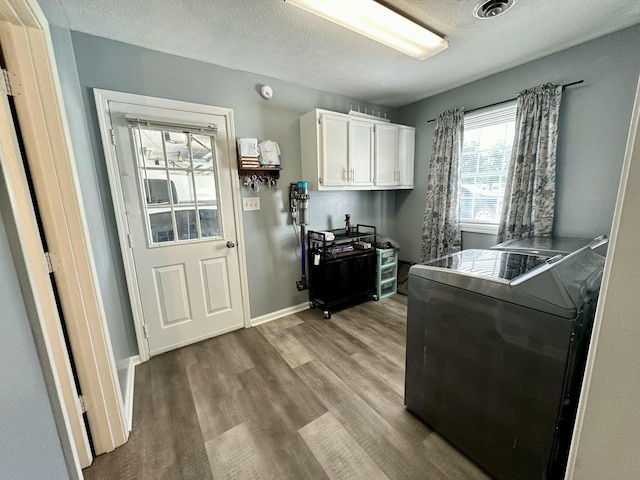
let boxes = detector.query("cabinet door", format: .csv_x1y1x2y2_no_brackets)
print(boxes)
348,119,374,186
398,126,415,188
320,114,350,187
375,123,399,186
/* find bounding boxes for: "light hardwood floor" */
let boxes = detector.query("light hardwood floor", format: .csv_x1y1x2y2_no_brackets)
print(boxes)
83,295,490,480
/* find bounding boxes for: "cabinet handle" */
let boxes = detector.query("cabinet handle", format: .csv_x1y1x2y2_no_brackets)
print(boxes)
351,169,355,181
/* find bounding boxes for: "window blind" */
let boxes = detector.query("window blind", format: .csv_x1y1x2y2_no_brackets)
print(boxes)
464,102,517,130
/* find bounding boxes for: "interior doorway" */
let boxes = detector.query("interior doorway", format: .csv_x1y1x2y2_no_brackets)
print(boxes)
0,40,91,470
0,0,128,466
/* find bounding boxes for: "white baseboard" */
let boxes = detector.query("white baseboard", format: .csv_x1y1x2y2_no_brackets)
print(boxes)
251,302,309,327
124,355,141,433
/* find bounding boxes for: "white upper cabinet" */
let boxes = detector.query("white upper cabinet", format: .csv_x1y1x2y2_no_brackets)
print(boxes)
300,108,415,190
320,113,350,187
374,123,399,187
397,126,415,189
348,119,374,186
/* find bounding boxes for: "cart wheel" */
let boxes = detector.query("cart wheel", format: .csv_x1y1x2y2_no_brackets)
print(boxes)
323,311,332,320
371,294,379,301
308,301,316,309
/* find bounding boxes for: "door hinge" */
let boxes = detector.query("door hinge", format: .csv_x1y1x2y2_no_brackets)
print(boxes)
143,324,149,338
319,177,322,185
77,395,87,414
44,251,59,273
127,233,133,248
110,127,117,146
2,69,14,96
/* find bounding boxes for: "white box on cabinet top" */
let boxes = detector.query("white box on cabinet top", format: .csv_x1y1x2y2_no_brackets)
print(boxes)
300,109,415,190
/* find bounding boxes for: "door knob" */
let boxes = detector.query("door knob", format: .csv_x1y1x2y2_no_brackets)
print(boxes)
226,241,235,248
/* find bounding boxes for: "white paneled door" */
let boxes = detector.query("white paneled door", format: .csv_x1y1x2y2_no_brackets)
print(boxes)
106,99,245,356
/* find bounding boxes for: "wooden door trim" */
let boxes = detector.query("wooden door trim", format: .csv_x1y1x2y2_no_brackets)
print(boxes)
0,48,88,477
94,89,251,362
0,0,127,459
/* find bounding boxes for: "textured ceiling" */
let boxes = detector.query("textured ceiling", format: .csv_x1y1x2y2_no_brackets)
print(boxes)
50,0,640,107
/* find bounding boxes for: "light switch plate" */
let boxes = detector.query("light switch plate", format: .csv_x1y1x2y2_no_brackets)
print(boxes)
243,197,261,211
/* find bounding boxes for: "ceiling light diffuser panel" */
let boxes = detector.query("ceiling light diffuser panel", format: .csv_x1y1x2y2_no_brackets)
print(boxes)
285,0,449,60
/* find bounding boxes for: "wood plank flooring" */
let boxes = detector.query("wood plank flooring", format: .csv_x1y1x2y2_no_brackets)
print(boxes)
83,295,490,480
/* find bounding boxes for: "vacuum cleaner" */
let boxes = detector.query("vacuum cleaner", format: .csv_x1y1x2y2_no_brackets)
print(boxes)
290,181,310,291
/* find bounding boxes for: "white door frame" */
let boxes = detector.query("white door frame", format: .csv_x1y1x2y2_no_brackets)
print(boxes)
0,0,126,460
94,89,252,362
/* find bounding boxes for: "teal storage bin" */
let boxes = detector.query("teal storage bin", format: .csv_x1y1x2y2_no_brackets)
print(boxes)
376,248,398,299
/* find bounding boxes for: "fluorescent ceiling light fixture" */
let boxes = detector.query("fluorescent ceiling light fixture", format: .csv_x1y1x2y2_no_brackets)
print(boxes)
285,0,448,60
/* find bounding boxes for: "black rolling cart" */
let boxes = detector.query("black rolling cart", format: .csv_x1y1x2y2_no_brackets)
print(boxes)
307,224,378,319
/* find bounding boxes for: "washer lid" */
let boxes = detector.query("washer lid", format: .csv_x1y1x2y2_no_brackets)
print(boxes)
491,235,608,256
420,249,548,281
409,248,604,318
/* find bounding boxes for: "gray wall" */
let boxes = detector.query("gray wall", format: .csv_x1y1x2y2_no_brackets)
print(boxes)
69,31,398,319
396,25,640,263
0,178,70,479
49,25,138,397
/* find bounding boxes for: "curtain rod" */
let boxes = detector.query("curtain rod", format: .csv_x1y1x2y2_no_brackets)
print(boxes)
426,80,584,123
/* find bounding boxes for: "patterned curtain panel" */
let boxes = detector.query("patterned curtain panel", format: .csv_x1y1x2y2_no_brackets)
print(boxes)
497,83,563,242
421,108,464,262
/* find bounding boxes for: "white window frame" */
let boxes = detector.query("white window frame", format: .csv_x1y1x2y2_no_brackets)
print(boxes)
460,102,517,234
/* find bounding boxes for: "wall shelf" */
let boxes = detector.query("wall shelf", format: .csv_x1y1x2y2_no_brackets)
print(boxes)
238,166,282,171
238,166,281,184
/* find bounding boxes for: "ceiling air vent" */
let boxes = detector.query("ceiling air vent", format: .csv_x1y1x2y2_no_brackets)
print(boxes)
473,0,518,19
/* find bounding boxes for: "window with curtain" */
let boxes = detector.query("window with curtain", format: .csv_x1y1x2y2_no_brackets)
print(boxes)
460,102,517,233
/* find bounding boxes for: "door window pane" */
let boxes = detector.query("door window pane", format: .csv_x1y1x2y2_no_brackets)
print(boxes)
190,133,214,167
136,129,166,168
131,124,222,245
143,174,176,205
148,211,174,243
199,209,219,238
194,173,217,205
164,131,189,167
175,209,199,240
168,169,196,205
